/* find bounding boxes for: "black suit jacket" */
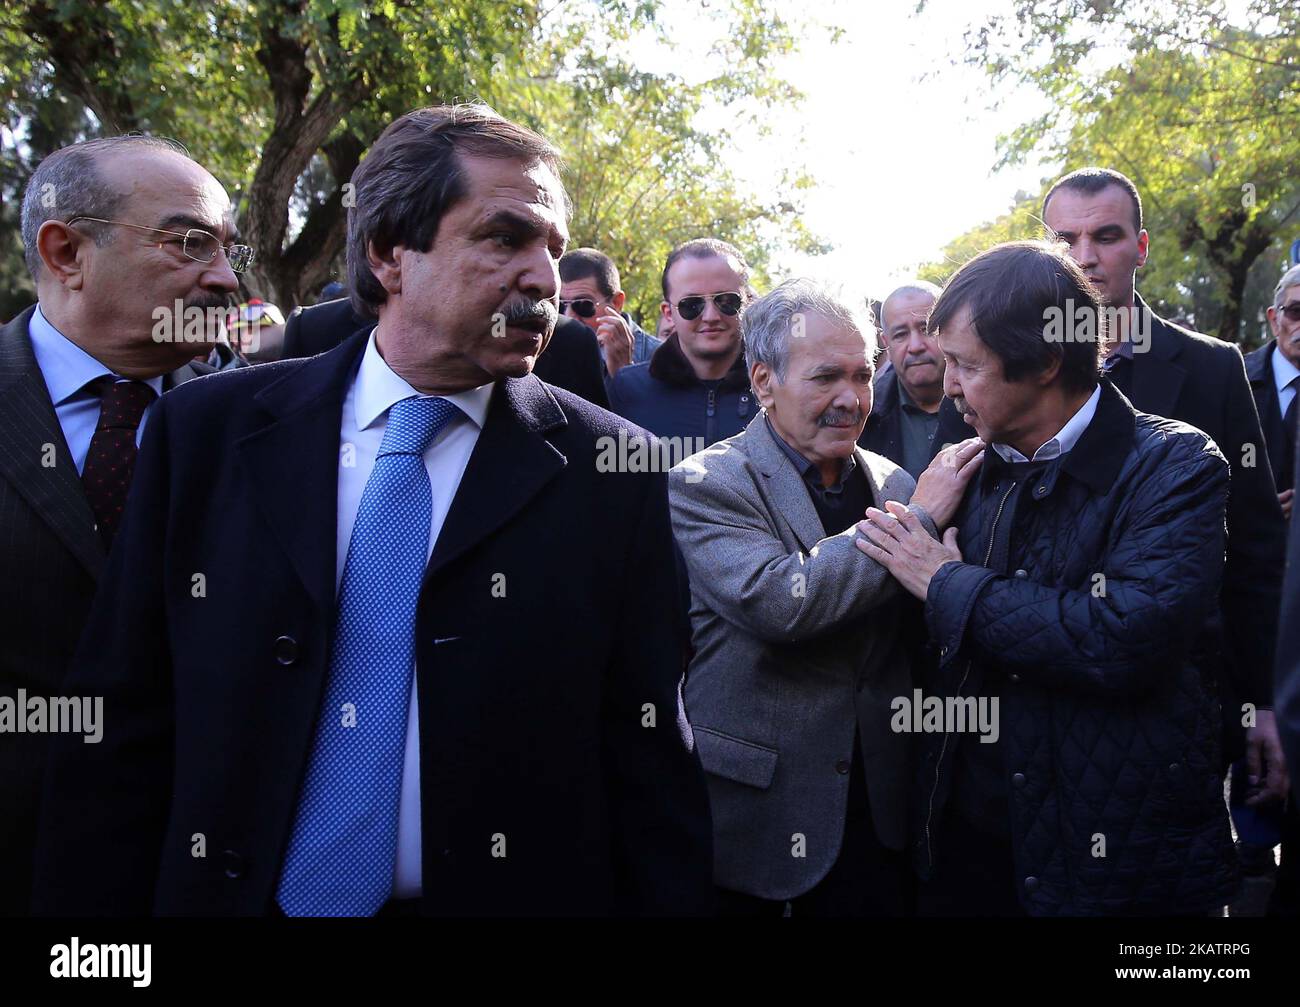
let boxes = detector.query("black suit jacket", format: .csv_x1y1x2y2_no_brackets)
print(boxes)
31,332,712,916
1245,339,1291,491
1114,298,1285,720
283,297,611,409
1277,428,1300,775
0,305,211,916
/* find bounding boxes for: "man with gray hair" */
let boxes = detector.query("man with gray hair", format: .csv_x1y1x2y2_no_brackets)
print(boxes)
1247,264,1300,518
669,277,982,916
1,134,243,915
860,280,967,477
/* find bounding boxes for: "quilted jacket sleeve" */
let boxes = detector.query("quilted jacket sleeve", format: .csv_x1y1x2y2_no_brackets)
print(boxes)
924,437,1229,697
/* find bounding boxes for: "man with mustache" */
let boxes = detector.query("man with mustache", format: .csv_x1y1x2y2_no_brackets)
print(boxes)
669,278,981,916
859,240,1237,915
1042,168,1288,811
0,135,237,916
32,105,713,917
860,281,967,477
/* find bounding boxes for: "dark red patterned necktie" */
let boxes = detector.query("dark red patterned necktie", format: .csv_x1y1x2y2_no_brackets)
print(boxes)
81,378,157,549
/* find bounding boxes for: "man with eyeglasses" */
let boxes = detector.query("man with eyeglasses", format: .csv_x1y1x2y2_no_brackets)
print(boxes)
1042,167,1290,835
1,134,244,915
608,238,758,449
558,248,662,385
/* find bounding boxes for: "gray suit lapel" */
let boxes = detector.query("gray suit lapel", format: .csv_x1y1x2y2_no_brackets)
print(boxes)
748,413,840,552
0,306,105,578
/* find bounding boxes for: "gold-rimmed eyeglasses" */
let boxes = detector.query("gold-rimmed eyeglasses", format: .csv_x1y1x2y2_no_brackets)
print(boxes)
66,216,255,273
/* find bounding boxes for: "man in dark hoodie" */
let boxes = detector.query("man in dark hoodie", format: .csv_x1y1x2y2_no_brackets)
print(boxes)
609,238,758,451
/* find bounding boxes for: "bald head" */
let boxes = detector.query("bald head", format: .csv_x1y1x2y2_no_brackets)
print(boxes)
22,136,241,378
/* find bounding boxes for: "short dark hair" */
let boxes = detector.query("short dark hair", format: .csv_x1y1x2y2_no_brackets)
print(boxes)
1042,167,1144,234
346,103,564,319
21,135,190,281
559,247,620,299
927,240,1101,395
661,237,753,302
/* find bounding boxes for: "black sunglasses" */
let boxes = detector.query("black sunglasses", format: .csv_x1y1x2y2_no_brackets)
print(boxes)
1281,302,1300,322
560,298,599,318
675,291,744,321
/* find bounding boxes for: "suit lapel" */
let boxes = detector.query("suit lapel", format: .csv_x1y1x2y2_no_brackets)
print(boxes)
0,307,105,578
236,334,365,615
1132,300,1187,419
747,413,826,553
426,374,568,580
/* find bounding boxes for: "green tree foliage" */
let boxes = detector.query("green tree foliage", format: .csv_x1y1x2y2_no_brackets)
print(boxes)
922,0,1299,344
0,0,825,322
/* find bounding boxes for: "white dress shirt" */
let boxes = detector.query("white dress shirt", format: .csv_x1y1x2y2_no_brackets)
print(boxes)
335,329,493,899
991,384,1101,464
27,305,165,473
1272,343,1300,420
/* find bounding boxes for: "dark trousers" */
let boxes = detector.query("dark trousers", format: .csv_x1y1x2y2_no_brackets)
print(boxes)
715,734,912,917
915,810,1025,917
1269,795,1300,916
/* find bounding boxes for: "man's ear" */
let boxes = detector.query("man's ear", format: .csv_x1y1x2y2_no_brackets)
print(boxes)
751,360,776,409
660,300,672,324
368,240,404,297
612,290,626,312
1035,353,1064,388
36,220,88,291
1135,229,1149,269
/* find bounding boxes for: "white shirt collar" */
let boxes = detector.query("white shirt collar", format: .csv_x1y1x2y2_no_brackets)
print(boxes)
29,304,166,404
991,384,1101,464
1272,343,1300,398
353,327,494,433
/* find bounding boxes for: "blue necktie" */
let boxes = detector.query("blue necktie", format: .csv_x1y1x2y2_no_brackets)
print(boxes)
277,395,461,916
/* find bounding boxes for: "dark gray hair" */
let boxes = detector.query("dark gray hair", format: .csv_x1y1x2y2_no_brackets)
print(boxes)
21,135,190,281
879,280,942,332
743,278,875,382
1274,264,1300,312
346,103,565,319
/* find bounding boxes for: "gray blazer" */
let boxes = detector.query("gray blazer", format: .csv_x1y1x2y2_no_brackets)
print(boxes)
668,412,931,900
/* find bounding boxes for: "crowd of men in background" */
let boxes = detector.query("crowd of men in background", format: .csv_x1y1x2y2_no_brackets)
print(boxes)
3,103,1300,918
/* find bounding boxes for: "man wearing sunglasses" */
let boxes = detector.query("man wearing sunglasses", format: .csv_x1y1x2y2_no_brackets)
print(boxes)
1043,167,1290,830
608,238,757,448
1,134,242,915
558,248,661,384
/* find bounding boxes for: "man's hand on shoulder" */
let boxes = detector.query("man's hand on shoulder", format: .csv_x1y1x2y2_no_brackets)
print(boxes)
910,436,984,528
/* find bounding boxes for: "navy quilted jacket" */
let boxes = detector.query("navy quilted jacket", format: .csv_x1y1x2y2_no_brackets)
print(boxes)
915,380,1238,915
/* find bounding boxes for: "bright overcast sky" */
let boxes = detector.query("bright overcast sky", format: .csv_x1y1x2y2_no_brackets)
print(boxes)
637,0,1060,306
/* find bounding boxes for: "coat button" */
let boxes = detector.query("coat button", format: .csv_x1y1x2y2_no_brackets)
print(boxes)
1014,569,1028,578
1168,762,1181,774
273,635,299,665
1024,876,1039,892
222,849,246,879
939,645,949,658
835,759,850,774
1035,485,1047,497
1009,672,1021,683
1012,772,1026,788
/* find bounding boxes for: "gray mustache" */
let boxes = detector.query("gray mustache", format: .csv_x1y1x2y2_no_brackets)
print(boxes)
501,299,558,326
818,409,861,427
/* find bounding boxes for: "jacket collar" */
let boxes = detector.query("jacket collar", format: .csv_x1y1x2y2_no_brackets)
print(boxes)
648,332,749,391
238,330,569,613
747,409,894,551
1245,338,1276,387
981,380,1134,497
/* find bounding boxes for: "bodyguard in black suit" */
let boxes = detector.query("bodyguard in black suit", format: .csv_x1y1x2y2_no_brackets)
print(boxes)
1,136,242,916
1245,264,1300,520
32,104,711,917
1044,168,1288,798
282,294,611,409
